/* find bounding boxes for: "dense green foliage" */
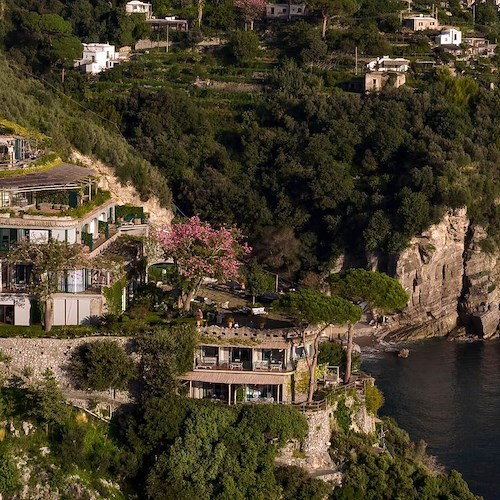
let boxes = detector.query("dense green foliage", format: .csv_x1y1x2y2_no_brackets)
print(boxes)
364,380,384,416
276,289,362,326
0,376,124,498
317,340,360,373
331,418,481,500
136,324,198,396
0,55,171,206
274,466,331,499
86,60,500,278
125,396,309,499
69,340,137,391
3,0,150,72
329,269,409,312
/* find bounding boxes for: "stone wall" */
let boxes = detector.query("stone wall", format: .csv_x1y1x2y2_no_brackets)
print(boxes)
276,408,336,472
0,337,130,387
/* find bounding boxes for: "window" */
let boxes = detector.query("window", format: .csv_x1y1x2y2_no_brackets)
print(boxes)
0,305,14,325
282,8,287,12
270,7,274,14
297,7,302,12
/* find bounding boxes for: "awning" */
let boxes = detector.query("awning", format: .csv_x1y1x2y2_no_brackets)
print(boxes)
181,370,291,385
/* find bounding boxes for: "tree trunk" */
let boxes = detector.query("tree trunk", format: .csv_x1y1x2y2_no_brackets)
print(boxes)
321,12,328,39
182,289,197,311
307,336,319,402
344,322,353,384
44,298,53,333
250,19,254,30
197,0,204,27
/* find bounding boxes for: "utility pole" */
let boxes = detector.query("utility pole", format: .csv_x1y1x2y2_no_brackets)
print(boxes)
166,24,169,53
355,46,358,75
472,4,476,26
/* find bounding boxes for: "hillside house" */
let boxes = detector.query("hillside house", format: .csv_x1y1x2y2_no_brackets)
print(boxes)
147,16,189,32
366,56,410,73
436,28,462,46
364,72,406,92
182,326,334,404
125,0,153,19
404,14,439,31
464,37,497,57
265,3,307,19
364,56,409,93
0,136,38,169
74,44,120,74
0,162,149,326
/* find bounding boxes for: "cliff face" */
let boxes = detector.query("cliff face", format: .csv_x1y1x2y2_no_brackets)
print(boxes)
385,208,500,340
460,225,500,339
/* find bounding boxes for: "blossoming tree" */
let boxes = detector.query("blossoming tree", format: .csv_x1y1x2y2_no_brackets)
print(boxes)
235,0,266,30
153,216,251,311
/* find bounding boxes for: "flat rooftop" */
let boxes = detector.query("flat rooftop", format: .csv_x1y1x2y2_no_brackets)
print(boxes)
0,163,95,191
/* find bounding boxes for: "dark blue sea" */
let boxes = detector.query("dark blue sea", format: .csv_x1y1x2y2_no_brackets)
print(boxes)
362,339,500,500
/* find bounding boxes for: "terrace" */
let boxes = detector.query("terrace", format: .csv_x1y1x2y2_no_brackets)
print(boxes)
195,343,296,373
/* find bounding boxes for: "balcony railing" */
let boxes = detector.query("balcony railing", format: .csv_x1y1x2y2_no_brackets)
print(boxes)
195,357,290,373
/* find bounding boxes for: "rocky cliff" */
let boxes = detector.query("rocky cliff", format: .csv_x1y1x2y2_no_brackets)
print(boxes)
385,208,500,340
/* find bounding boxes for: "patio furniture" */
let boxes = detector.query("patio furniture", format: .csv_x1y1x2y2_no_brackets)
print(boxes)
254,361,270,371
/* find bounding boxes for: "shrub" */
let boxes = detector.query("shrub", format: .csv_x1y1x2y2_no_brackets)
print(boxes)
365,381,384,416
228,30,259,65
69,340,137,391
275,465,331,500
0,447,20,496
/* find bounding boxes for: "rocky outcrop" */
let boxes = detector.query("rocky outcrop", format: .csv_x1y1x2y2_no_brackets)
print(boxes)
459,225,500,338
387,208,469,340
383,208,500,340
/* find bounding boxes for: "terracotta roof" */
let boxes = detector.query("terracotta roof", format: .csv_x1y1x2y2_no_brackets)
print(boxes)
181,371,292,385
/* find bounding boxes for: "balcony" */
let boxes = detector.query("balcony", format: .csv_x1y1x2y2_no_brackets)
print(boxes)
195,346,291,373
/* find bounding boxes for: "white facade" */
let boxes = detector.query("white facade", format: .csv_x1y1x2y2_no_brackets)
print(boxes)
436,28,462,46
74,43,119,75
366,56,410,73
265,3,306,19
125,0,153,19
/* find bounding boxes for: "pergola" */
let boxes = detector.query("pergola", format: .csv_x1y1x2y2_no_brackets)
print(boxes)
0,163,96,207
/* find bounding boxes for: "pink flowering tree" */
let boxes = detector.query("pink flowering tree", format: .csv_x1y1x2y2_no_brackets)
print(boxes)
153,216,251,311
235,0,266,30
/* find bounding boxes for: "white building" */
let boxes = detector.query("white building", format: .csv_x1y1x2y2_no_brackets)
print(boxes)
265,3,307,19
125,0,153,19
366,56,410,73
74,43,119,75
436,28,462,46
0,160,149,326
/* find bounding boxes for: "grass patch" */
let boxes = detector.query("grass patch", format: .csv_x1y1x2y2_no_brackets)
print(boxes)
0,153,62,178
